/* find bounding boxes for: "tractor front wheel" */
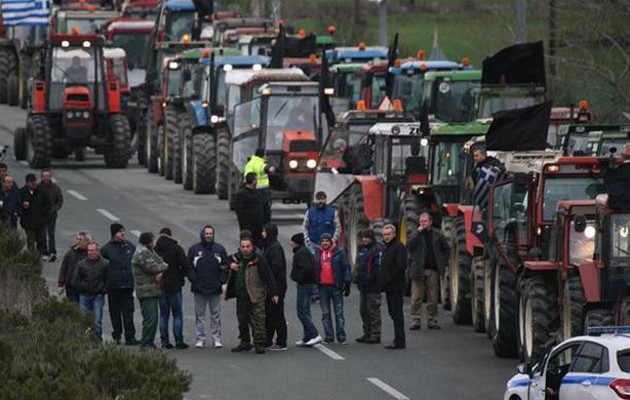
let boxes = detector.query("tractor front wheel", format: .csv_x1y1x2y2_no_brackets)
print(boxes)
192,133,217,194
26,115,52,168
104,114,131,168
14,127,27,161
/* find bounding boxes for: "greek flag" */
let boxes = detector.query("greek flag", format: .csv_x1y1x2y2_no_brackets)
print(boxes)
473,163,507,210
1,0,50,26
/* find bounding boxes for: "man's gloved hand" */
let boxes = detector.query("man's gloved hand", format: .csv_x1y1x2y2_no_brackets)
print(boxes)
343,282,351,297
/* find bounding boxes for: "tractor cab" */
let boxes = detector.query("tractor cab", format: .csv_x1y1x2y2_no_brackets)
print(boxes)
421,69,481,125
104,47,129,96
122,0,160,20
558,123,630,157
475,84,547,120
105,19,153,88
212,18,274,48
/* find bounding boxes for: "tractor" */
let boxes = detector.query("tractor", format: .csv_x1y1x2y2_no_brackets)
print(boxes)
557,123,630,157
13,33,131,168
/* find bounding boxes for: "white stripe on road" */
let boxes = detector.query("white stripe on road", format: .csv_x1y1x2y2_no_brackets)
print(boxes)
314,343,345,360
130,230,141,237
96,208,120,221
67,190,87,201
367,378,410,400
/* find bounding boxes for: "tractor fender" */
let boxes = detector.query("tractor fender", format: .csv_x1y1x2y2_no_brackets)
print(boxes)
186,100,208,127
355,175,382,221
578,261,600,303
443,203,458,218
457,205,483,256
521,261,558,280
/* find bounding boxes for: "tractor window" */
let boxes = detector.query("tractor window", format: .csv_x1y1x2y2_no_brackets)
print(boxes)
563,133,592,156
478,94,540,119
265,95,318,150
111,33,150,70
432,141,464,187
490,181,528,246
234,98,261,137
166,69,181,97
611,214,630,264
232,130,259,172
542,177,605,221
164,10,194,42
109,57,127,85
184,64,206,99
426,79,478,123
393,74,423,119
389,138,415,177
568,220,596,266
600,137,629,157
344,73,361,107
215,69,227,107
63,18,108,34
370,74,387,109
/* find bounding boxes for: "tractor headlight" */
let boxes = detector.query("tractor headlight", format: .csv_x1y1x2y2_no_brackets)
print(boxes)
584,225,596,239
420,137,429,146
288,159,298,169
210,115,219,123
82,111,90,119
306,159,317,169
66,111,73,119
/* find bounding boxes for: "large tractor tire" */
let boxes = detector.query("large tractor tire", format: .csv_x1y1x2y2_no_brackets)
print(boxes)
104,114,131,168
216,127,230,200
136,109,147,166
346,184,369,267
0,49,8,103
440,217,455,311
146,109,159,173
583,309,614,332
491,265,518,358
164,107,180,181
561,276,585,340
158,124,166,177
172,125,183,184
7,72,19,107
517,276,558,363
471,256,486,333
484,258,495,338
192,133,216,194
181,115,193,190
227,163,241,210
26,115,52,168
13,127,27,161
450,216,472,325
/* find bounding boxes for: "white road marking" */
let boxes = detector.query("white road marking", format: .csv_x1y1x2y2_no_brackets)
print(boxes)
96,208,120,221
313,343,345,360
67,190,87,201
367,378,410,400
130,230,141,237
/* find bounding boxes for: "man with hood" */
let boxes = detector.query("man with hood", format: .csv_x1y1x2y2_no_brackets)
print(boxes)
101,223,138,345
290,233,321,347
262,222,287,350
226,231,279,354
314,233,351,344
57,230,91,303
234,172,264,247
354,228,385,344
187,225,229,349
155,227,190,349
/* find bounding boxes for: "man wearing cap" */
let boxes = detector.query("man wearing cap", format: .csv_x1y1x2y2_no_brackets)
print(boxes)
243,149,277,224
234,172,264,248
101,223,138,345
18,173,50,254
354,228,385,344
302,191,341,255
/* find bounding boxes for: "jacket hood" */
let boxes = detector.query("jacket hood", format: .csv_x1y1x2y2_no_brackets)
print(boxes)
155,234,178,253
263,222,279,243
199,225,214,246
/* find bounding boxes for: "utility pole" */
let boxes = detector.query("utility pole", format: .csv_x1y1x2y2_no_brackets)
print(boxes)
377,0,388,46
548,0,557,78
272,0,280,26
516,0,527,43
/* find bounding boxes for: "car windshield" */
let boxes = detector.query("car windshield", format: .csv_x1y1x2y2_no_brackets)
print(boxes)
165,11,194,41
265,95,319,149
111,33,150,70
611,214,630,265
392,74,424,119
568,220,595,266
425,79,478,123
542,177,605,221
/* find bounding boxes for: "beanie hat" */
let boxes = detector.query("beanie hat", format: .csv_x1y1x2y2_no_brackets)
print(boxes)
290,233,305,246
110,223,125,237
320,233,333,242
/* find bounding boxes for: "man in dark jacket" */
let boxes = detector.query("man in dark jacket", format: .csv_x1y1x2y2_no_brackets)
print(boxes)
354,228,385,344
187,225,229,349
77,242,109,343
101,223,138,345
314,233,351,344
155,227,190,349
0,175,20,228
407,212,450,330
226,232,279,354
379,224,407,349
290,233,322,347
261,222,288,350
57,230,90,303
40,169,63,262
18,173,50,254
234,172,264,247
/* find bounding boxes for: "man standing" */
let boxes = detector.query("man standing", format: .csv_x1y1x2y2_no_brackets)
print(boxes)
155,227,190,350
243,149,276,224
187,225,229,349
18,173,50,254
315,233,351,344
226,232,279,354
133,232,168,350
40,169,63,262
101,223,138,345
57,231,90,303
303,191,341,255
290,233,321,347
354,228,384,344
407,212,450,330
0,175,20,228
262,222,288,351
234,173,264,248
76,242,108,343
379,224,407,349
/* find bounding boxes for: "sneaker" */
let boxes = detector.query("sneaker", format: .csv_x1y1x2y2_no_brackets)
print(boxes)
338,340,348,345
195,340,204,348
231,343,253,353
214,341,223,349
269,344,287,351
161,343,174,349
355,335,367,343
409,324,421,331
254,344,266,354
322,337,334,344
295,340,307,347
428,324,441,330
41,255,48,262
48,254,57,262
175,343,189,350
305,335,323,346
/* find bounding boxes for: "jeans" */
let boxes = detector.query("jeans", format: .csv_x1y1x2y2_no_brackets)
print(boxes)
66,286,80,304
79,294,105,342
318,285,346,342
297,284,318,341
45,213,57,255
386,290,405,346
194,293,222,344
265,295,287,347
139,296,159,347
159,291,184,346
108,288,136,342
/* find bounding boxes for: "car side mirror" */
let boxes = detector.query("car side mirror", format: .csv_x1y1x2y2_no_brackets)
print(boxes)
517,362,532,376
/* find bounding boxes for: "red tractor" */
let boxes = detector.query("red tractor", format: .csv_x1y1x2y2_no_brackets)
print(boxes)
13,33,131,168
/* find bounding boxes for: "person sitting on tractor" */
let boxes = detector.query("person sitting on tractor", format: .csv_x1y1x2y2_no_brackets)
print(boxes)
66,56,88,84
287,98,314,132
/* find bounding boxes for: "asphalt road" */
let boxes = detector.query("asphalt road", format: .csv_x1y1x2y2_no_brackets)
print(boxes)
0,104,516,400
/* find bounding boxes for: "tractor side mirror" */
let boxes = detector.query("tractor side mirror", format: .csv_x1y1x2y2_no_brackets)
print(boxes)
574,214,587,233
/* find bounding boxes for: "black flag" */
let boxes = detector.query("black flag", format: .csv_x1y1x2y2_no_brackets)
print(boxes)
270,24,285,68
319,48,335,128
482,41,546,86
485,102,552,151
385,33,399,98
604,163,630,211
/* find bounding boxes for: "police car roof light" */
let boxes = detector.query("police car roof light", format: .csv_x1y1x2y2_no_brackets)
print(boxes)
587,326,630,336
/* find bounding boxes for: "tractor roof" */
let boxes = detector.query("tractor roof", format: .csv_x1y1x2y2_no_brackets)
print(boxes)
331,63,365,73
225,68,307,86
556,199,596,217
431,121,490,137
368,122,423,137
259,81,319,96
105,19,154,32
424,69,482,81
326,46,389,63
399,60,466,74
179,47,240,59
213,17,274,30
337,109,408,123
163,0,195,11
58,9,121,18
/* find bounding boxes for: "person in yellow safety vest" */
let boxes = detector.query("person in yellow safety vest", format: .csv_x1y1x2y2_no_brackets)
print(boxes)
244,149,276,224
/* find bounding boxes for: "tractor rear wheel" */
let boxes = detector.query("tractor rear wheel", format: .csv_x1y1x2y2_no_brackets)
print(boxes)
561,276,585,340
471,256,486,332
158,125,165,176
164,107,179,181
14,127,27,161
216,127,230,200
136,108,147,166
517,276,558,363
192,133,216,194
346,184,369,268
7,72,19,107
181,115,193,190
484,258,494,338
227,163,240,210
492,264,518,358
0,48,9,103
450,216,472,325
146,109,158,173
583,309,614,332
104,114,131,168
441,217,455,311
26,115,52,168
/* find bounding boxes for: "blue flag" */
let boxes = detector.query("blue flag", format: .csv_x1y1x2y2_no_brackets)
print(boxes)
1,0,50,26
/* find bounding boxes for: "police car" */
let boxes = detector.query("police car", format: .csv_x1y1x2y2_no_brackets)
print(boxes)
504,327,630,400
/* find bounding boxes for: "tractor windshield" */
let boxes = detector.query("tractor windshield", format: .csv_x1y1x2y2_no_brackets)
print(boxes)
478,93,544,119
568,220,595,266
424,79,478,123
50,47,105,111
265,95,319,149
110,33,150,70
166,69,181,97
63,17,110,34
542,177,605,221
431,140,464,204
318,128,367,170
333,71,361,108
563,132,591,156
165,11,194,41
392,74,424,119
367,73,387,109
611,214,630,265
183,63,206,99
